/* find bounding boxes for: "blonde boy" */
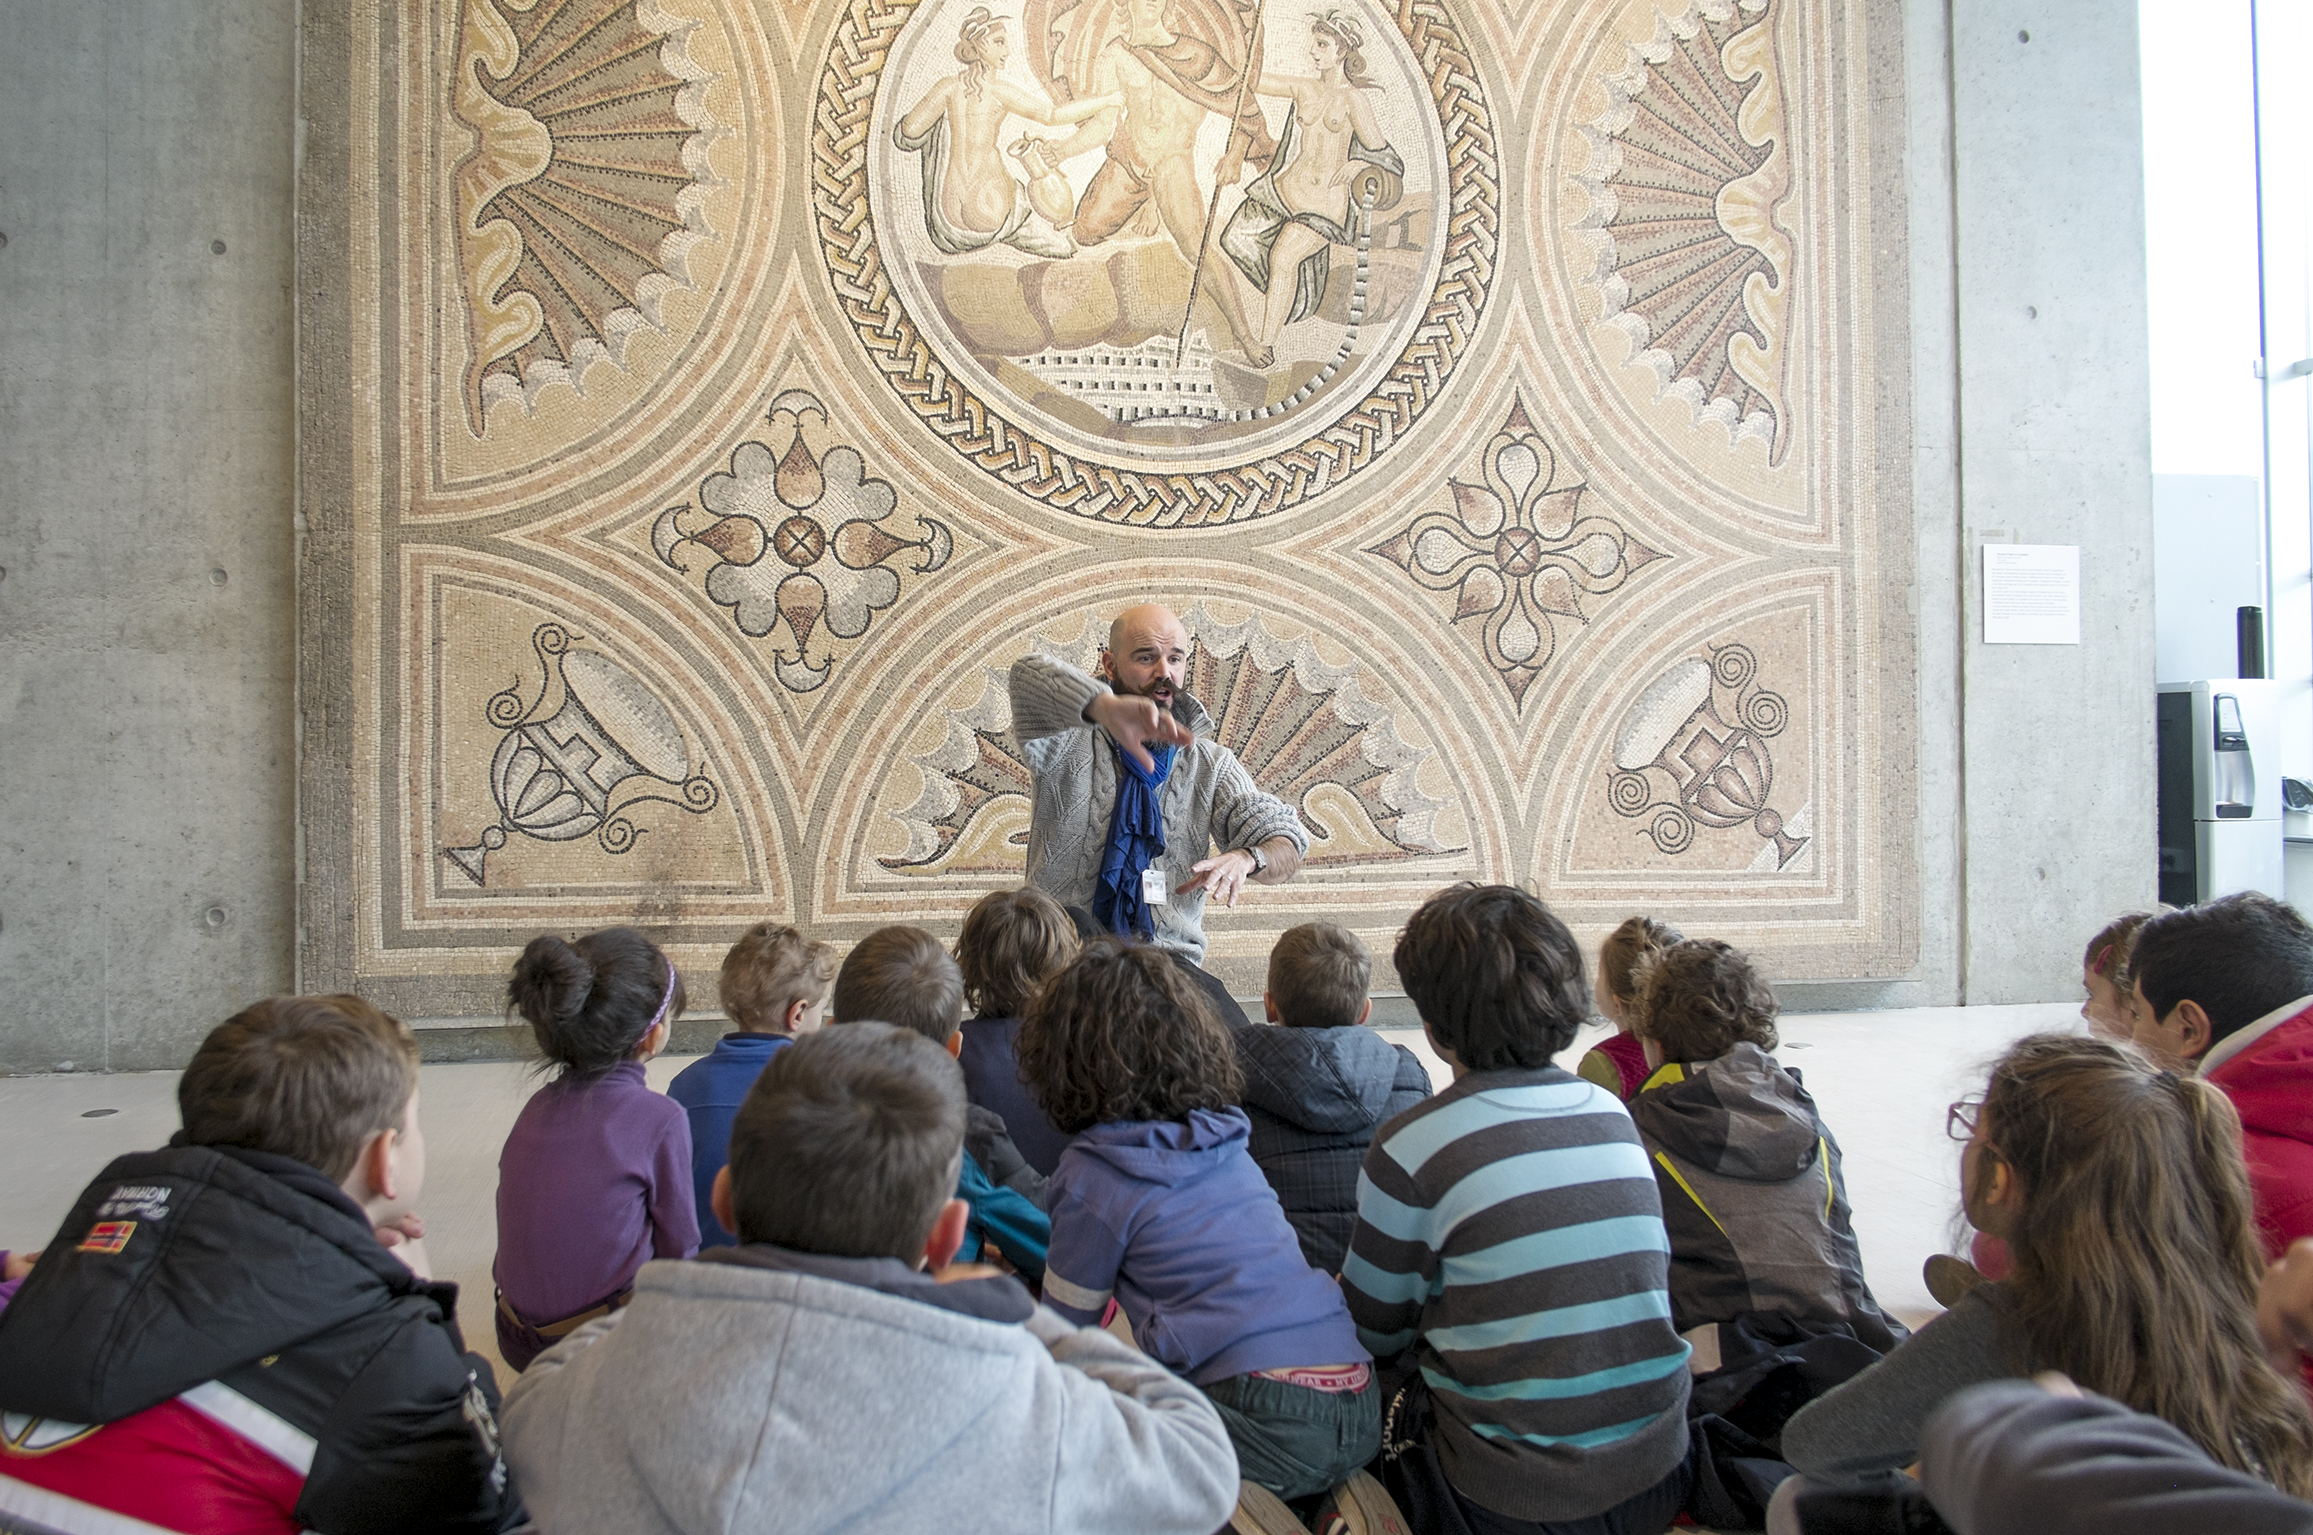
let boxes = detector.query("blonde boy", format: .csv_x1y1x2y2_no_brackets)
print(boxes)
667,923,836,1247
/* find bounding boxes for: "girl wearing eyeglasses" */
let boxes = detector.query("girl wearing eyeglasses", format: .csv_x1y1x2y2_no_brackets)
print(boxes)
1775,1032,2313,1507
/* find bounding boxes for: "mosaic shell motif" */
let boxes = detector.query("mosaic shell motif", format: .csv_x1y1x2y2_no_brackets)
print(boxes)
1574,0,1793,460
452,0,721,429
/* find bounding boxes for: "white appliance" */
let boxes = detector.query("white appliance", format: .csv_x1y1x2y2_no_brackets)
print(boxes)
2157,680,2285,904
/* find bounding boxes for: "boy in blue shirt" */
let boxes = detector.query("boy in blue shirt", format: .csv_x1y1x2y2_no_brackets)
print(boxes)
667,922,834,1247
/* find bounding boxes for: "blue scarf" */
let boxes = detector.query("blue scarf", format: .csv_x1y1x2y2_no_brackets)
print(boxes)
1094,741,1176,940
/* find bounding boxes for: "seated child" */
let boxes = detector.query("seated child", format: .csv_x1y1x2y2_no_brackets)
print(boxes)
2134,890,2313,1379
1234,921,1431,1273
1791,1235,2313,1534
666,922,834,1247
1341,883,1692,1535
1778,1034,2313,1493
1950,906,2169,1297
2127,892,2313,1259
831,924,1050,1280
1625,938,1902,1350
955,887,1080,1176
1022,939,1381,1503
2079,908,2161,1041
0,995,520,1534
495,928,699,1370
1576,916,1681,1099
498,1022,1238,1535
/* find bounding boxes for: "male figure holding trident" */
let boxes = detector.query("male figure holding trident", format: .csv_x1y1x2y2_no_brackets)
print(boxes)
1023,0,1276,357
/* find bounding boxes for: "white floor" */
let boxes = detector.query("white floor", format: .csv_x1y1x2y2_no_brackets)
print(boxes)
0,1003,2085,1382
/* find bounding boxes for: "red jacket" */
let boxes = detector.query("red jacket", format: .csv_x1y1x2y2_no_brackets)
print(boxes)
2204,996,2313,1262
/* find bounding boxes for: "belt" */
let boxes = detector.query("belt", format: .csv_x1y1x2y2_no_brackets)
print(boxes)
496,1286,634,1341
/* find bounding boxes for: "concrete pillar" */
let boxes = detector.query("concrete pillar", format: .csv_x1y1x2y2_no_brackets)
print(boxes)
0,1,298,1070
1948,0,2159,1001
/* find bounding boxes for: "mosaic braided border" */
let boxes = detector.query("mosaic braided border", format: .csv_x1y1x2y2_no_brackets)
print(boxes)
810,0,1501,527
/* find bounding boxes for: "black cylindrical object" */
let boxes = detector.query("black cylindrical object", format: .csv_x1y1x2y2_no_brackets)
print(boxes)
2239,606,2267,679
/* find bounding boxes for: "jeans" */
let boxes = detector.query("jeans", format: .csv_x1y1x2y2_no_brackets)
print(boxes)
1452,1451,1693,1535
1203,1373,1384,1499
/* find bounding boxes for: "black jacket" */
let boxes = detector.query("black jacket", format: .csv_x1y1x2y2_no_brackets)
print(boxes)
1234,1024,1431,1271
0,1141,521,1533
1628,1045,1904,1351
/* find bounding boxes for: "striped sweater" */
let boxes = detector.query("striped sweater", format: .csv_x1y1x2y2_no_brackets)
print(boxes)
1341,1067,1692,1523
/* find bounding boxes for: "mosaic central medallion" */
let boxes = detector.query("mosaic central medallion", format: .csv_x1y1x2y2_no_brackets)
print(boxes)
817,0,1498,526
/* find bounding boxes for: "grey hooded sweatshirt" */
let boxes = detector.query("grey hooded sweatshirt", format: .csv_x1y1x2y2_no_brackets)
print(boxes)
1627,1042,1904,1351
501,1247,1237,1535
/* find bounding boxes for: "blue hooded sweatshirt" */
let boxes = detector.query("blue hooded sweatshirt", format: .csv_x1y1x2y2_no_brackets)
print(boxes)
1040,1107,1366,1385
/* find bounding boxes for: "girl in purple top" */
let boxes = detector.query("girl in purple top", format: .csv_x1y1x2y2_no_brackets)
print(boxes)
494,927,700,1370
0,1248,36,1313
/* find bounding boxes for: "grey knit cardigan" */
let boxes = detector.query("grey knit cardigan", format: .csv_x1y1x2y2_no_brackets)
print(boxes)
1008,652,1308,966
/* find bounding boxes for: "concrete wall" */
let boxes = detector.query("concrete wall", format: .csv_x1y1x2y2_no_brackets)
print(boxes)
1780,0,2159,1011
0,1,299,1071
0,0,2158,1069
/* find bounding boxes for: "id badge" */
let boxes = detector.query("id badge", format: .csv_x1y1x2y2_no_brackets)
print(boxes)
1142,866,1169,907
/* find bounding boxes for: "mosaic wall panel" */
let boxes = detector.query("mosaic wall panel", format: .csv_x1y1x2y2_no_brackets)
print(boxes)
299,0,1917,1013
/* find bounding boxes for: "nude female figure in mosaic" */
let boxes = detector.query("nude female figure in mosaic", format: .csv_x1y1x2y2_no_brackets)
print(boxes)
1218,11,1402,366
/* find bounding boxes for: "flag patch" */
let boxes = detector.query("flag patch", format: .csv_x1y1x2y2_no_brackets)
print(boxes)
77,1220,136,1254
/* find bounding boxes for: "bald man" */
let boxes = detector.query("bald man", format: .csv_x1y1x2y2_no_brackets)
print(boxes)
1008,605,1307,1020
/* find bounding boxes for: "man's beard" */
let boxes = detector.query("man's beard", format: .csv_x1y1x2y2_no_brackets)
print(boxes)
1119,675,1178,708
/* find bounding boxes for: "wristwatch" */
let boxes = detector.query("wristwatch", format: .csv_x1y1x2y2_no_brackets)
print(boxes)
1241,844,1269,876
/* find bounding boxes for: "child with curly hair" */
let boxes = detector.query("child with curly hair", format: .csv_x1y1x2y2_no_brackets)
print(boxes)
1021,939,1381,1512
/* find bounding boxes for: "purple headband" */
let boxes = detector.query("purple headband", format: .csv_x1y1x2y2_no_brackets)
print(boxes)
646,961,678,1034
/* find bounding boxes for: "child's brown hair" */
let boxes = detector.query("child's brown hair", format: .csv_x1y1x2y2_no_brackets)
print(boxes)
508,928,683,1080
1018,940,1243,1132
1267,922,1372,1029
719,922,836,1033
2082,908,2164,994
1631,938,1777,1063
179,995,420,1184
1973,1034,2313,1492
1396,884,1589,1070
725,1022,965,1261
956,888,1078,1019
1598,916,1683,1007
831,925,965,1044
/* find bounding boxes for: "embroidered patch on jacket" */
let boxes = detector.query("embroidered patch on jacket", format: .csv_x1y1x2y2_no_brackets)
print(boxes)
76,1220,136,1254
96,1183,173,1221
1,1412,100,1455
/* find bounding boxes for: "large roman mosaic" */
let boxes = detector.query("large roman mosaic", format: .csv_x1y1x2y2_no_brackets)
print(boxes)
299,0,1917,1014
